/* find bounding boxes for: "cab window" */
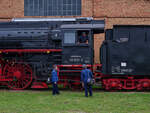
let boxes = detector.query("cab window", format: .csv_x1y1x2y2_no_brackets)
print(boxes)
77,30,89,44
64,31,76,44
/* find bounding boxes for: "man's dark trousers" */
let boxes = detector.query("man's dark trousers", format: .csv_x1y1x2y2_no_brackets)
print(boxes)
84,82,92,97
52,82,59,95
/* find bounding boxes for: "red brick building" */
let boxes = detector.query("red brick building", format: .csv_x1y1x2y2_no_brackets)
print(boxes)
0,0,150,63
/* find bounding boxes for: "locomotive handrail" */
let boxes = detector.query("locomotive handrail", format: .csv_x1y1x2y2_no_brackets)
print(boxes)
59,70,82,72
57,64,91,67
0,49,62,53
12,17,93,22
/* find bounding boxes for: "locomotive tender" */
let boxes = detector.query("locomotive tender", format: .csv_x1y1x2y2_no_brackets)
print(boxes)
0,18,104,90
100,25,150,90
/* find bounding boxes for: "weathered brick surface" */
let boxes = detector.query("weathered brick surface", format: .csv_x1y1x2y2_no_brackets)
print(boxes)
11,0,24,18
94,33,104,64
0,0,150,63
105,17,150,29
94,0,150,18
0,0,12,18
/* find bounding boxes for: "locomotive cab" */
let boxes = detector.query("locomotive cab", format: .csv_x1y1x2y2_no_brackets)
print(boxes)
62,29,93,65
61,21,105,65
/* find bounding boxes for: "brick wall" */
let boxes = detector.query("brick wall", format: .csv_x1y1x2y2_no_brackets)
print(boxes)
0,0,150,63
0,0,12,18
94,33,104,64
94,0,150,18
105,17,150,29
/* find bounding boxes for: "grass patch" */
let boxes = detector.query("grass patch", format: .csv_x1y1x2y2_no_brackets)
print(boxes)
0,90,150,113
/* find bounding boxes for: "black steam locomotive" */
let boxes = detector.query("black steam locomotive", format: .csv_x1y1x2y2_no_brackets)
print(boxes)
0,18,104,90
1,17,150,91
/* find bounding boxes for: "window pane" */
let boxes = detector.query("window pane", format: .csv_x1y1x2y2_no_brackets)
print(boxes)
63,0,67,4
24,0,81,16
77,10,81,15
64,32,76,44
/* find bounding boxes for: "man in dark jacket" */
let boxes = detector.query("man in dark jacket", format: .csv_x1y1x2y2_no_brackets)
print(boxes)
81,64,93,97
51,65,60,95
78,32,89,44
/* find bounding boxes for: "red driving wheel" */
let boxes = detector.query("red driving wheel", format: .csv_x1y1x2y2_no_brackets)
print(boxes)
3,62,33,90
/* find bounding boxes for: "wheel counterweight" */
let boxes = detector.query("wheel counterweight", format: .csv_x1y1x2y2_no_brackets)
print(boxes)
3,63,33,90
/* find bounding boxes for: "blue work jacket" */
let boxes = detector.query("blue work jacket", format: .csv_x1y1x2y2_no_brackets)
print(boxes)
81,69,93,83
51,69,58,82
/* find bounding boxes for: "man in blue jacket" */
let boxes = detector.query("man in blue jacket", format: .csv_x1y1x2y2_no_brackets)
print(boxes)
51,65,60,95
81,64,93,97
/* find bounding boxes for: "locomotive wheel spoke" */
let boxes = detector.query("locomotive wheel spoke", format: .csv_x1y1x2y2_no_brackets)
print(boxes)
3,63,33,90
22,80,27,86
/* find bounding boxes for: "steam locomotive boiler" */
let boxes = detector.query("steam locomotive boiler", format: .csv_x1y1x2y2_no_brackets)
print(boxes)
0,18,105,90
0,21,63,89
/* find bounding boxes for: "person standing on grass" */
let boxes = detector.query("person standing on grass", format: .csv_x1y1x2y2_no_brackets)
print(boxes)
81,64,93,97
51,65,60,95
